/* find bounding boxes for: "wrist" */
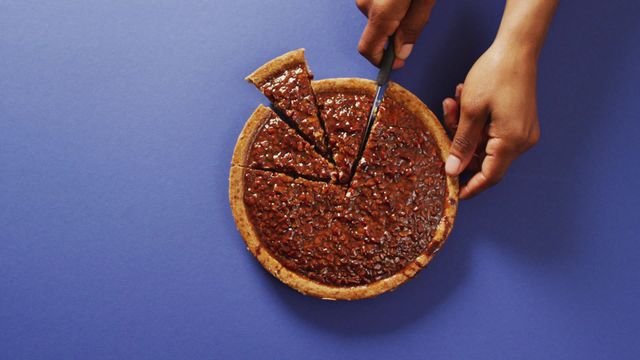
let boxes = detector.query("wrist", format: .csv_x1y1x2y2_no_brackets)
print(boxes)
491,34,540,68
493,30,542,61
492,0,559,61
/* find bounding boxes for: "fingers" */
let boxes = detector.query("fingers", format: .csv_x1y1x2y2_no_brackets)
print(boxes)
442,98,459,137
455,83,463,103
357,0,412,66
356,0,434,67
355,0,372,15
445,98,488,177
459,138,515,199
460,123,540,199
394,0,436,63
443,83,463,136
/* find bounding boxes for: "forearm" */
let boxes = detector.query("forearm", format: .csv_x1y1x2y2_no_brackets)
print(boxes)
493,0,559,59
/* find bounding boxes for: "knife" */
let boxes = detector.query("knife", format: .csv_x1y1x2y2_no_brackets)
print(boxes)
351,34,396,177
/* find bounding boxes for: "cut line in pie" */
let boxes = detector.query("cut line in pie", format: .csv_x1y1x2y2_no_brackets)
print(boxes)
231,49,458,300
246,49,329,157
232,104,336,182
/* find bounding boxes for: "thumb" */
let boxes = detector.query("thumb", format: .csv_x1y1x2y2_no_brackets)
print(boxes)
445,104,487,176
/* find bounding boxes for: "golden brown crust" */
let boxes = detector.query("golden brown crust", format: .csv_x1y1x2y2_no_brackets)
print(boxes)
311,77,377,97
231,104,273,167
245,49,308,86
230,78,459,301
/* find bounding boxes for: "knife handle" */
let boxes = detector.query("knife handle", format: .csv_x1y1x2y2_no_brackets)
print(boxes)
376,34,396,86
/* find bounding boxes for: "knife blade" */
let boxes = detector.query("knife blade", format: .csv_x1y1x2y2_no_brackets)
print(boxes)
351,34,396,178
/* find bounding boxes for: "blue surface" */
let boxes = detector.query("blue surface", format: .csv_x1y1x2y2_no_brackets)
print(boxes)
1,1,639,359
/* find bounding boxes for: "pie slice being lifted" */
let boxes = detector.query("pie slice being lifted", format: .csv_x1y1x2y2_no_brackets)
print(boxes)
232,104,336,181
246,49,329,156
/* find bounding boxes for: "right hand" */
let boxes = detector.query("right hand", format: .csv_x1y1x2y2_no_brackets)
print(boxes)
356,0,436,69
442,40,541,199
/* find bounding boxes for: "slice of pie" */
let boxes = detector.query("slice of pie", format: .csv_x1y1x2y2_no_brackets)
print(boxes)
231,69,458,300
246,49,329,156
313,78,427,183
377,83,433,130
313,79,374,183
232,168,347,284
232,104,336,181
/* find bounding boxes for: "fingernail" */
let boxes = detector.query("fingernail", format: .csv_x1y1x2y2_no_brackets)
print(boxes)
445,155,461,175
396,44,413,60
442,100,448,116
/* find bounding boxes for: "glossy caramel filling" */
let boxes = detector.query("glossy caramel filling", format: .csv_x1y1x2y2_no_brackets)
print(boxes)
242,93,446,286
248,109,335,181
259,65,328,154
316,91,371,183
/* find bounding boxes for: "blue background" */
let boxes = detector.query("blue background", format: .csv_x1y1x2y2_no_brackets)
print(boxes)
1,1,639,359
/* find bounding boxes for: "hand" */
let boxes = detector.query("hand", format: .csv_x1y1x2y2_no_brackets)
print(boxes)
356,0,436,69
442,43,540,199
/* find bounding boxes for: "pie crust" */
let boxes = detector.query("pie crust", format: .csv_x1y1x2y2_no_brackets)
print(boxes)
245,49,312,86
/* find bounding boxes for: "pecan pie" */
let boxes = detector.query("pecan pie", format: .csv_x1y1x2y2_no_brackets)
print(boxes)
231,51,458,300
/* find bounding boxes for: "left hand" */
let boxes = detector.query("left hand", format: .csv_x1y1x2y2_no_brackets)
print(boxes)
442,43,541,199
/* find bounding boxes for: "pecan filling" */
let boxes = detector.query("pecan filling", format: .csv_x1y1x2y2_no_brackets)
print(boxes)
316,91,371,183
242,94,447,286
247,108,336,181
258,65,328,155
